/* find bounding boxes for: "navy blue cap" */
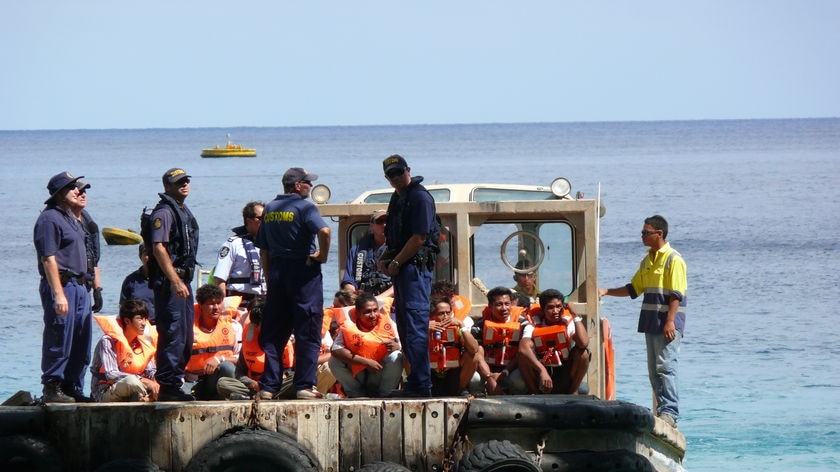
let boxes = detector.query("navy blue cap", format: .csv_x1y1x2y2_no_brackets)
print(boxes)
45,171,84,204
282,167,318,186
162,168,191,185
382,154,408,173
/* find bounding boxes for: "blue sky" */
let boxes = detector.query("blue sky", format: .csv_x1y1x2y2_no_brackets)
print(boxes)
3,1,839,130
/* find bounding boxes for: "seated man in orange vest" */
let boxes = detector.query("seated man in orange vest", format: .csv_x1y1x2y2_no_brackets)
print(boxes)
216,296,295,399
431,280,472,321
429,295,481,396
470,286,533,395
328,293,403,398
519,289,590,394
185,284,242,400
90,298,160,402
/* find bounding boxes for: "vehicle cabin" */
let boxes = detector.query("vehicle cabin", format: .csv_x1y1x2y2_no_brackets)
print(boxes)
312,177,610,398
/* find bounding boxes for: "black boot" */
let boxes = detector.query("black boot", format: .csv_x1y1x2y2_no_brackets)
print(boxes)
63,385,95,403
157,385,195,402
43,382,75,403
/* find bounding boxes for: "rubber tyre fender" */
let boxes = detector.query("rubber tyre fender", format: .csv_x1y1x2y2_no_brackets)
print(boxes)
185,427,320,472
0,434,62,472
358,461,412,472
94,458,161,472
458,439,540,472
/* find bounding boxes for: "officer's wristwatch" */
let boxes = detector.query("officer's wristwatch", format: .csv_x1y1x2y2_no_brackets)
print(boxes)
389,260,400,269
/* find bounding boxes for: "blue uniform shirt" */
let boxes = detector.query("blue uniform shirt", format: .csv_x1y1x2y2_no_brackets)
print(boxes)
255,194,327,259
150,205,175,245
120,267,156,321
33,205,87,276
385,176,436,252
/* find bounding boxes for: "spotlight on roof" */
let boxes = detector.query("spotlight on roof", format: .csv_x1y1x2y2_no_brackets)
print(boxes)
550,177,571,198
311,184,331,204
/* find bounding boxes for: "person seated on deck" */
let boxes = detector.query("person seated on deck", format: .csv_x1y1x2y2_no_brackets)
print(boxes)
470,286,533,395
518,289,590,395
328,293,403,398
340,209,394,297
119,243,156,324
216,296,295,399
511,290,532,312
184,284,242,400
511,260,540,304
431,280,472,321
428,295,482,396
90,298,160,402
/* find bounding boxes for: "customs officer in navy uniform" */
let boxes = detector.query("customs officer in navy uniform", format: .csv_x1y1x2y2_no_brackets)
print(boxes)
341,209,393,297
75,179,104,318
34,171,93,403
144,168,199,401
379,155,439,397
254,168,330,399
212,201,266,307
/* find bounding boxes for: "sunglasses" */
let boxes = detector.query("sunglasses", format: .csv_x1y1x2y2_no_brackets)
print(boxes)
385,167,405,179
373,217,387,225
640,230,661,236
299,180,312,186
178,178,191,186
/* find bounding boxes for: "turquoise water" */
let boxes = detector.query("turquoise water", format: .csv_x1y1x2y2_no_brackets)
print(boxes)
1,119,839,470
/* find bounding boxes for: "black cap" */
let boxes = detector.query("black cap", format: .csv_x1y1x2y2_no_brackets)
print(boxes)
76,180,91,191
45,171,84,204
282,167,319,186
382,154,408,173
162,168,191,185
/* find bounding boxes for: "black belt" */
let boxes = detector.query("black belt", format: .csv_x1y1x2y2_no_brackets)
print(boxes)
58,270,85,286
227,277,251,284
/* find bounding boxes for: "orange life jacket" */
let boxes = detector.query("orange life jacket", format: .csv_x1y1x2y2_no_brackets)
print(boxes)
480,306,526,367
282,339,294,369
241,320,265,380
186,305,237,372
429,325,461,372
340,312,396,376
323,306,350,335
527,306,573,366
451,294,471,321
93,315,157,380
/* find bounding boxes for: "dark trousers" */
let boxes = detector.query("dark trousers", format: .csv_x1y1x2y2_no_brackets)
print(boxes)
393,263,432,393
259,259,323,393
153,283,194,389
39,278,92,389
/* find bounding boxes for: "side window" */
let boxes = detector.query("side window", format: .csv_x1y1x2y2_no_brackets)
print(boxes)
471,221,574,296
432,222,452,283
349,223,369,249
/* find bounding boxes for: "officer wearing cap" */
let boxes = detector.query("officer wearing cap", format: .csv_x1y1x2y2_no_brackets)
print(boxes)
378,154,438,397
254,167,330,399
512,259,540,304
74,179,104,315
34,171,91,403
341,209,393,296
144,167,199,401
212,201,266,306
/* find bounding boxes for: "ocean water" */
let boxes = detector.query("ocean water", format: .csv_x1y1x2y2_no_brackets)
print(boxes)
1,119,838,470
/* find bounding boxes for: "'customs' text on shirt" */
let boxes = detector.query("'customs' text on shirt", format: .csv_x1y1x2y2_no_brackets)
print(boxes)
264,211,294,223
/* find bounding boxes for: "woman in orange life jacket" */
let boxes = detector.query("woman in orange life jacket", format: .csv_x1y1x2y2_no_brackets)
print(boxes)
428,296,481,396
328,293,403,398
519,289,590,395
184,284,242,400
470,286,534,395
90,298,160,402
